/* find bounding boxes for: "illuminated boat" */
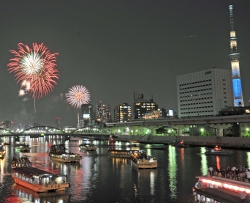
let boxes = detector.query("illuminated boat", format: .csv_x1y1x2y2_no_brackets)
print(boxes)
193,175,250,203
108,149,133,158
49,144,82,163
11,157,70,193
0,145,6,158
79,143,97,151
170,140,188,148
205,146,233,155
13,183,70,202
15,143,31,152
130,150,157,169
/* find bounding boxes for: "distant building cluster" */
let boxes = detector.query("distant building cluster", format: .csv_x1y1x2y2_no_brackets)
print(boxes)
76,92,176,127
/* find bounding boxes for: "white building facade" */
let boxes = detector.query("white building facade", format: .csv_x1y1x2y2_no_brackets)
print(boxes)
177,68,234,118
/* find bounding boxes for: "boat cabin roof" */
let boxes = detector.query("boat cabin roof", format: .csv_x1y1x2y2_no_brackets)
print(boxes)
194,187,243,203
12,167,63,178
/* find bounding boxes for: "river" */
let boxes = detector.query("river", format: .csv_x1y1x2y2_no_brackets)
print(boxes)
0,135,250,203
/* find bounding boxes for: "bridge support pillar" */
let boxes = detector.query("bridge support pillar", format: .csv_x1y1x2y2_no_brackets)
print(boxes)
147,126,159,141
171,125,189,136
208,124,232,137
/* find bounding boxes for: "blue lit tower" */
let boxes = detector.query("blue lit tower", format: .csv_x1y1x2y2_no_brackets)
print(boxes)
229,5,244,107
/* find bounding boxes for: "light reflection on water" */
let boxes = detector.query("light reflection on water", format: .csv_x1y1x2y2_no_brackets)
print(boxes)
168,145,177,200
200,147,208,176
1,136,250,202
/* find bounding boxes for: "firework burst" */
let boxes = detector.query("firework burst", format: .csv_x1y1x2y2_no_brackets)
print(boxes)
65,85,90,108
7,43,59,99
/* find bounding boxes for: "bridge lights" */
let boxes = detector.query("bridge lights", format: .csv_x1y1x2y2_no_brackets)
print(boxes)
200,128,205,136
246,128,249,137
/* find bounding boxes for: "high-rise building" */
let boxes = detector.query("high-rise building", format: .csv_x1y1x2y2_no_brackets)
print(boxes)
229,5,244,107
81,104,94,126
114,103,132,122
133,92,158,119
96,101,111,124
177,68,234,118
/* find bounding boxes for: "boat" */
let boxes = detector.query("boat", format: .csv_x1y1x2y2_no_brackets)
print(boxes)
192,175,250,203
170,140,189,148
15,143,31,152
13,183,70,202
108,149,133,158
49,144,82,163
205,146,233,155
79,143,97,151
130,150,157,169
0,145,6,158
11,157,70,193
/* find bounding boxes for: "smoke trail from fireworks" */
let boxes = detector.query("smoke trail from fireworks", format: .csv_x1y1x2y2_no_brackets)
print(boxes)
65,85,90,109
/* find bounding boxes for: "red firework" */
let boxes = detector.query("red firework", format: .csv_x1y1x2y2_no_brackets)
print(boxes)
7,43,59,99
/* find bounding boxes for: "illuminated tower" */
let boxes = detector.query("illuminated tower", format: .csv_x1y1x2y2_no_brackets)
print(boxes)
229,5,244,107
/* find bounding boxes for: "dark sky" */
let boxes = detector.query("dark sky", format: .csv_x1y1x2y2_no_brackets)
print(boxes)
0,0,250,127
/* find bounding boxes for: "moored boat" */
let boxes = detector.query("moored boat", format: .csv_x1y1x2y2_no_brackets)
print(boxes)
11,157,70,193
49,144,82,163
79,143,97,151
130,150,157,169
205,146,233,155
108,149,133,158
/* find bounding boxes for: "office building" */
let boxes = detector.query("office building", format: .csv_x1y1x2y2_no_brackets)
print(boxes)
114,103,132,122
133,92,158,119
177,68,234,118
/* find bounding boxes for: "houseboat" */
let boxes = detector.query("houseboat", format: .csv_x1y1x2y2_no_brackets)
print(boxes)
193,175,250,202
108,149,132,158
11,157,70,193
13,183,70,202
130,150,157,169
49,144,82,163
79,143,97,151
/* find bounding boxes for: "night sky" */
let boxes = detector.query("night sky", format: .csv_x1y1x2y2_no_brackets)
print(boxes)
0,0,250,127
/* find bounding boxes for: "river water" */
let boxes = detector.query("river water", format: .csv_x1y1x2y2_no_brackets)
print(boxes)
0,135,250,203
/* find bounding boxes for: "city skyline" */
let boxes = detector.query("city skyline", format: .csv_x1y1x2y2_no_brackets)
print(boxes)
0,1,249,127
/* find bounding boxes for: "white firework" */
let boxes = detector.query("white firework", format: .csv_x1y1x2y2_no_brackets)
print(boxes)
20,52,44,75
19,89,25,96
65,85,90,108
19,80,31,97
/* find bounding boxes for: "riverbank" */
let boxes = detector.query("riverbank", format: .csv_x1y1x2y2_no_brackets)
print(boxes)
116,135,250,149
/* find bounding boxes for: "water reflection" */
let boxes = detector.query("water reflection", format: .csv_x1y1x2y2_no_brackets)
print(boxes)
168,145,177,199
0,157,5,183
246,152,250,169
13,183,70,203
216,156,221,170
138,169,158,196
200,147,208,176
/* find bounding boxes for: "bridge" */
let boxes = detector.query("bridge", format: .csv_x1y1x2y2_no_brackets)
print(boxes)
0,125,111,137
105,114,250,137
1,114,249,141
